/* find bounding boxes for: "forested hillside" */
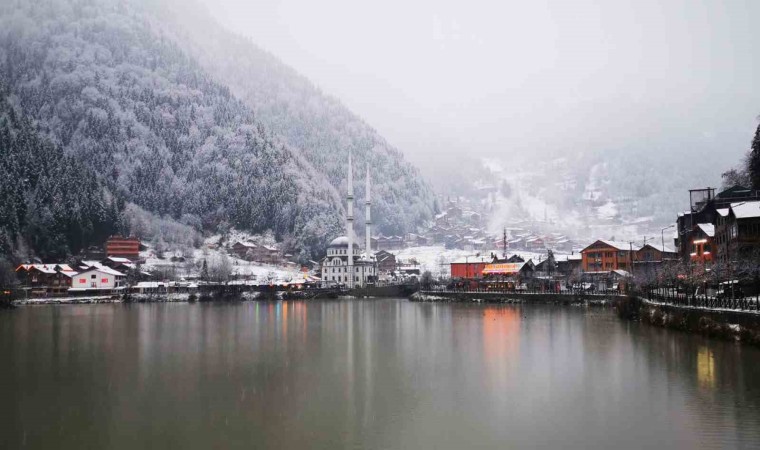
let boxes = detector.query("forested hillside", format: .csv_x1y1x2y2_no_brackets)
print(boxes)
0,0,397,262
0,84,121,261
147,0,437,234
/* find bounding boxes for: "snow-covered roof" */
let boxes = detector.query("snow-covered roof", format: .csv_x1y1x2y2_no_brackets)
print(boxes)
81,260,106,269
697,223,715,237
556,254,582,262
582,240,634,252
328,236,349,247
105,256,132,263
640,243,676,254
612,270,632,278
78,267,125,277
731,201,760,219
17,264,74,274
716,208,730,217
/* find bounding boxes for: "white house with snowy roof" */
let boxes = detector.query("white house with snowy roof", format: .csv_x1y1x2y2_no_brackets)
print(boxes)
70,267,126,292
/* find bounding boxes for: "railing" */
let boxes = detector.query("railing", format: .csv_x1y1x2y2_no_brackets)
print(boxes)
422,287,626,297
643,288,759,311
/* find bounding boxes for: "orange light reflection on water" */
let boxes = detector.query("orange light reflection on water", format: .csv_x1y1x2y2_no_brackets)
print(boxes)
482,308,521,388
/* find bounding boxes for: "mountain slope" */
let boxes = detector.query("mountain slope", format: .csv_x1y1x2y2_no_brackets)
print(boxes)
0,83,121,261
147,0,437,235
0,0,344,261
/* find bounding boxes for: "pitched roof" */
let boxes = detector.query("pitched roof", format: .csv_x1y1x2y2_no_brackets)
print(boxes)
78,266,125,277
640,243,676,254
582,240,635,252
731,201,760,219
697,223,715,237
105,256,132,263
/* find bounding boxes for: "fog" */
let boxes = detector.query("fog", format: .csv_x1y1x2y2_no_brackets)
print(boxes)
204,0,758,174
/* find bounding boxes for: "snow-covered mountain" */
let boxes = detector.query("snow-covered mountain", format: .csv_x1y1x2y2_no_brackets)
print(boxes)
146,0,436,235
0,0,435,262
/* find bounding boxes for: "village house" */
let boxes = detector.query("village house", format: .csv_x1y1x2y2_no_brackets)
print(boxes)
632,243,678,280
556,254,583,278
375,250,397,273
70,266,126,293
720,201,760,262
230,241,281,264
481,261,536,283
105,235,141,260
15,264,77,296
581,240,636,273
371,234,405,251
689,223,715,264
231,241,257,259
676,186,760,262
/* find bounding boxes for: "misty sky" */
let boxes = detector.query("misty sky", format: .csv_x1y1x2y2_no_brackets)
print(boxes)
203,0,760,169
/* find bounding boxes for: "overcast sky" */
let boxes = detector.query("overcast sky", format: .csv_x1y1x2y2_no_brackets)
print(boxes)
201,0,759,168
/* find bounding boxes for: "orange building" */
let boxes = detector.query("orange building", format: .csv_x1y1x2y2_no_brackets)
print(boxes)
581,240,634,272
450,261,488,279
105,235,140,260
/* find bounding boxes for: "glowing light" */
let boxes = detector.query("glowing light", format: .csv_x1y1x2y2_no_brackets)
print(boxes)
697,347,716,389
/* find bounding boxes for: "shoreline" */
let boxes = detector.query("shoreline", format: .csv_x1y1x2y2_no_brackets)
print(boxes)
409,290,623,306
617,296,760,346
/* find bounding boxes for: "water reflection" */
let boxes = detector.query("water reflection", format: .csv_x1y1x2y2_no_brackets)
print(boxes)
1,301,760,449
697,346,716,390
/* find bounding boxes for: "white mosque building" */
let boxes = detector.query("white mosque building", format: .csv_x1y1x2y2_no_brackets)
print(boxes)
321,152,376,288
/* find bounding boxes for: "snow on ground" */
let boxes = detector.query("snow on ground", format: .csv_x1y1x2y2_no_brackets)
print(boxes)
140,243,301,284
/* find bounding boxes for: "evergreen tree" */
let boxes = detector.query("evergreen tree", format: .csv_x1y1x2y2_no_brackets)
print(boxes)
750,122,760,190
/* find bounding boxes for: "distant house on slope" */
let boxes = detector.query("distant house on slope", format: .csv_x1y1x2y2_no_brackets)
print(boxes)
106,235,141,260
231,241,257,259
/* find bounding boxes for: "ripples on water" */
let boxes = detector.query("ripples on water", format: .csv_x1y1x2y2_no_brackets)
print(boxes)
1,300,759,449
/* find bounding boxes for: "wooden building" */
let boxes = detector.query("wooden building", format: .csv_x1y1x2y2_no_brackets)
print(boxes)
106,236,141,260
581,240,635,273
231,241,257,259
15,264,77,297
375,250,397,273
721,201,760,262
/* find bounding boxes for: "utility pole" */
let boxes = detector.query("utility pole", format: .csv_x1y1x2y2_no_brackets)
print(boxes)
502,227,507,259
661,224,675,253
629,241,635,278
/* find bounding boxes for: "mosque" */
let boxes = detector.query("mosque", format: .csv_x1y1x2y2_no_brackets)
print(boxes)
320,153,376,288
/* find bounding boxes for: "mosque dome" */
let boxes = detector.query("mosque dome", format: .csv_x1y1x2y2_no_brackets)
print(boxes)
328,236,350,247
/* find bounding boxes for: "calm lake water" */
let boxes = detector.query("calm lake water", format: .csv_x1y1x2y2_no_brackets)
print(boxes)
1,299,760,449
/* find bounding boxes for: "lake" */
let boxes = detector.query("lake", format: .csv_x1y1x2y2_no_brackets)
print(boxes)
1,299,760,449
